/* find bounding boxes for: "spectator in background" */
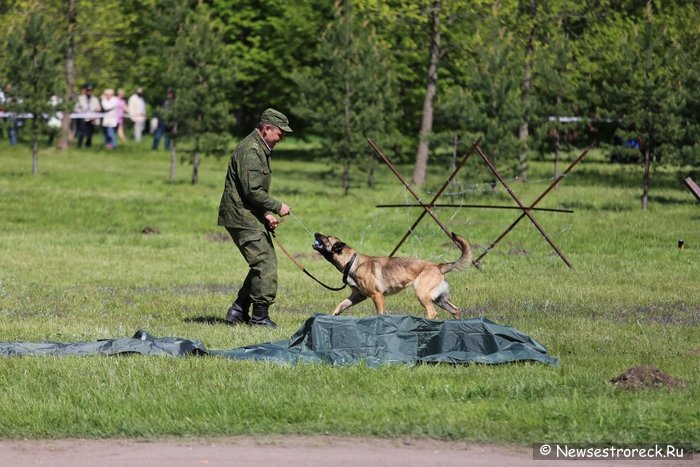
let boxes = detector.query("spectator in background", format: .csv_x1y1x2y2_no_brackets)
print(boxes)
127,87,147,142
151,87,174,151
3,83,22,146
115,88,127,143
74,83,101,148
47,95,63,146
0,86,5,141
100,88,119,150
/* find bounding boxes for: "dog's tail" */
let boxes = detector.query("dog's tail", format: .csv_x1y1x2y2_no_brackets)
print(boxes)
439,232,472,274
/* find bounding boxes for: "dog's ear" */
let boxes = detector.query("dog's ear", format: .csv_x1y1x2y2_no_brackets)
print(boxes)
331,241,346,254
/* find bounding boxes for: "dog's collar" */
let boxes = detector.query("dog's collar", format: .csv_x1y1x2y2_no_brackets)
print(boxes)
342,254,357,284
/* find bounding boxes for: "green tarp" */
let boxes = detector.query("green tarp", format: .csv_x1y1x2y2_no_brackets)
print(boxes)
0,314,558,366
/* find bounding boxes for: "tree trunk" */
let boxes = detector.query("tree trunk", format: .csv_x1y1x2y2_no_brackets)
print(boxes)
641,145,651,210
343,72,351,195
32,118,39,176
192,150,200,185
554,95,561,179
490,147,498,193
169,125,177,182
191,134,200,186
412,0,441,186
554,127,560,179
343,160,350,196
518,0,536,180
58,0,78,150
169,148,177,182
450,133,458,203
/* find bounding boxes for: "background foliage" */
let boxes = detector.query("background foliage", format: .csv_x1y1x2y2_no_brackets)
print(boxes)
0,0,698,193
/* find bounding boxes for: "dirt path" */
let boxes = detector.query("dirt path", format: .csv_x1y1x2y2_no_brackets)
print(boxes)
2,436,693,467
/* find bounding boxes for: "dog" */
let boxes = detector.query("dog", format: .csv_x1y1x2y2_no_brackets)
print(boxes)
312,232,472,320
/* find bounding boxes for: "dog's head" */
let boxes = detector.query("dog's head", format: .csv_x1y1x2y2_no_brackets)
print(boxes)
313,233,353,267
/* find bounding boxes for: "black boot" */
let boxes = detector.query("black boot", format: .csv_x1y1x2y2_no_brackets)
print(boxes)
249,303,277,328
225,296,250,325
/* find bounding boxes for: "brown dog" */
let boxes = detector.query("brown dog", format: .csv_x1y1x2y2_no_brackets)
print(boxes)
312,232,472,319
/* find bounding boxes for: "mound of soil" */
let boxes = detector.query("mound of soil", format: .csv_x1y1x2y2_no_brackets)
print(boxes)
141,226,160,235
610,365,686,390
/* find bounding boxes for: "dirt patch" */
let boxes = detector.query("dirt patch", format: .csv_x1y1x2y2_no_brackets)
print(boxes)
292,252,320,260
207,232,230,242
610,365,686,390
141,226,160,235
690,348,700,356
633,303,700,325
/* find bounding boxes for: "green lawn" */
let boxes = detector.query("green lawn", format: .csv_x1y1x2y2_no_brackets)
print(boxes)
0,139,697,445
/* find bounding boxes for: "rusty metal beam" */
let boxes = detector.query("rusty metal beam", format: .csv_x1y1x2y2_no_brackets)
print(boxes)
367,138,465,254
376,204,573,213
371,139,480,256
473,147,590,267
473,145,572,268
684,177,700,202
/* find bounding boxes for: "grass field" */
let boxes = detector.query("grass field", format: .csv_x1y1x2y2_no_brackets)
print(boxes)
0,138,698,445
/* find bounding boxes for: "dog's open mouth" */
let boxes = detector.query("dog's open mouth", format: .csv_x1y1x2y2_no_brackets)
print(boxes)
313,233,324,251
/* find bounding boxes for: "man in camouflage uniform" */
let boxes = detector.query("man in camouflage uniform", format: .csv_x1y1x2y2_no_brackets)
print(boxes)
217,109,292,328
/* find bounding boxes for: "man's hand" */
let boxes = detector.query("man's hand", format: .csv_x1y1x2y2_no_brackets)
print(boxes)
265,214,280,230
279,203,291,217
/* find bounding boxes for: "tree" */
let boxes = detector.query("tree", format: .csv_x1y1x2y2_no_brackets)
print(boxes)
463,15,524,178
515,0,536,180
294,0,400,195
1,3,64,175
581,2,684,210
128,0,195,102
354,0,433,160
532,33,581,178
210,0,334,129
672,2,700,179
165,5,234,184
412,0,441,186
57,0,77,150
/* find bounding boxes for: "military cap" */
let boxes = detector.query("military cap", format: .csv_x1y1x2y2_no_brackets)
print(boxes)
260,108,293,133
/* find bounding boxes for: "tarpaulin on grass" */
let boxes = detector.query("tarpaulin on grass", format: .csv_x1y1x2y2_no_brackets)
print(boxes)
0,314,558,366
0,331,208,357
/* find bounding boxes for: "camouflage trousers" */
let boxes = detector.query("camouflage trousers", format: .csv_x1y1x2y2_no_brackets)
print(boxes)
225,227,278,306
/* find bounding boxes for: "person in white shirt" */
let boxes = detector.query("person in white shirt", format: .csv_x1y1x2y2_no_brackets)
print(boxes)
127,87,147,142
100,88,119,149
74,83,101,148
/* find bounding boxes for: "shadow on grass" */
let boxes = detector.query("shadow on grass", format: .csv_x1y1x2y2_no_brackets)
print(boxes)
651,195,700,206
184,316,231,325
614,303,700,325
567,166,687,191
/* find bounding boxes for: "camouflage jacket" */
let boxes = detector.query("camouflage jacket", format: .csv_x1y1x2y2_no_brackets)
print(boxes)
217,129,283,230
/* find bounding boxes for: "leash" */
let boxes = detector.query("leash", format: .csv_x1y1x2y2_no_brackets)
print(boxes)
271,229,349,292
289,211,314,236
